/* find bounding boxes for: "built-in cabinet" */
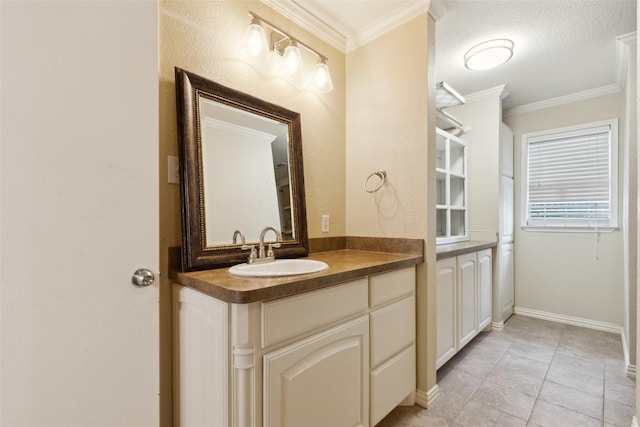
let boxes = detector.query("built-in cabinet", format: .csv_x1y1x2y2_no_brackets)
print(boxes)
436,248,492,369
444,92,515,329
436,128,468,244
173,266,416,427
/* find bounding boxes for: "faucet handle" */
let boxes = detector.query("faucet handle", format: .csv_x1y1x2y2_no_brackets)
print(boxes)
266,242,281,258
241,244,258,263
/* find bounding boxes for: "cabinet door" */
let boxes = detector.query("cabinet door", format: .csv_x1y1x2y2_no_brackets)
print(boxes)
500,123,514,177
501,243,515,319
457,253,477,348
500,176,514,242
436,257,457,369
263,316,369,427
477,249,493,330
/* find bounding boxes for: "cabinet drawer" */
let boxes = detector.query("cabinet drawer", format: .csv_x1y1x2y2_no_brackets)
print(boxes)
370,295,415,367
370,344,416,426
262,279,368,348
369,267,415,308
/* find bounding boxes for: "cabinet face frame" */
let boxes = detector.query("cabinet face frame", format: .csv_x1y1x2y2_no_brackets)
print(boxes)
436,127,468,245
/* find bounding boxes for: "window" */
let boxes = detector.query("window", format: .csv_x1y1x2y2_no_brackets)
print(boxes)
522,119,618,230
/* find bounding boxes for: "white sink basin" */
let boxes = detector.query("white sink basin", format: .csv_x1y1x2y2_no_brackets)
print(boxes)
228,259,329,277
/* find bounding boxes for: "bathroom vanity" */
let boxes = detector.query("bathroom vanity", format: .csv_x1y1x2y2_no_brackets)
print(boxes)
171,69,422,426
171,247,422,427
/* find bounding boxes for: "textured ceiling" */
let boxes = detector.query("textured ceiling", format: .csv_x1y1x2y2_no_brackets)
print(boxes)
292,0,636,110
435,0,637,109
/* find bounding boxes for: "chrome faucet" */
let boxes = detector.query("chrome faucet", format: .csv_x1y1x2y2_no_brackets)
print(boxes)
240,226,282,264
258,226,282,263
232,229,245,245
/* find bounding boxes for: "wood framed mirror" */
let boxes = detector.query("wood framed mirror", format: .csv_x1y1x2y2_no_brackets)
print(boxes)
175,67,308,271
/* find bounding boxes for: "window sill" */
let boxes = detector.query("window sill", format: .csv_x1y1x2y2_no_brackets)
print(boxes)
521,225,619,233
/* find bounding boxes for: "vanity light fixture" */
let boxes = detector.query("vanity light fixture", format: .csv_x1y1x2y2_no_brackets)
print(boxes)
464,38,514,71
240,12,334,93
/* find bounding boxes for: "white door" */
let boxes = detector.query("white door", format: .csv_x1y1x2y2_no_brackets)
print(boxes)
1,2,159,426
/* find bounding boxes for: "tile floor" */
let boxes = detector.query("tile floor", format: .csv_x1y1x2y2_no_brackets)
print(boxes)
378,315,636,426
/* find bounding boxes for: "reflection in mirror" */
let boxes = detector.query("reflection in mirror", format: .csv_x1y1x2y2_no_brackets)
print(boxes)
199,98,294,245
175,67,308,270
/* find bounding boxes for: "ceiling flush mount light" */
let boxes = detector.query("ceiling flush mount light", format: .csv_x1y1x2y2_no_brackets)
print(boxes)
464,39,514,71
240,12,334,93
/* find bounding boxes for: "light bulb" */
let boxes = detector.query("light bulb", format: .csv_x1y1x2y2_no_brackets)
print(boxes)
312,59,333,93
240,18,269,63
280,41,304,77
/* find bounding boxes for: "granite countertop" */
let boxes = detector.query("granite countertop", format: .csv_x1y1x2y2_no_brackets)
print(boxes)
436,240,498,260
171,249,423,304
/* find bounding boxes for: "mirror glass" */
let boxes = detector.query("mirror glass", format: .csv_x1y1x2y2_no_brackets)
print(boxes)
199,97,294,245
175,67,308,270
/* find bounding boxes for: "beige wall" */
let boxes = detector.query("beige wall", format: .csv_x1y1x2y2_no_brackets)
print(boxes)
505,92,625,326
345,16,429,239
159,1,346,423
345,12,436,399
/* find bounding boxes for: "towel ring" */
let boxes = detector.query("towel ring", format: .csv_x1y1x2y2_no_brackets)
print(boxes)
364,170,386,193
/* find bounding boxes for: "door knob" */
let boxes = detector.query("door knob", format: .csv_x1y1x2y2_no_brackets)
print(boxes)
132,268,155,287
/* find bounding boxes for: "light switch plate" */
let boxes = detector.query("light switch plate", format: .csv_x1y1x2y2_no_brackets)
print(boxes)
321,214,330,233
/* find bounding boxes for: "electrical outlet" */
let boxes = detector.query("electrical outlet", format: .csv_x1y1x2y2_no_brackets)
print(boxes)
321,214,330,233
168,155,180,184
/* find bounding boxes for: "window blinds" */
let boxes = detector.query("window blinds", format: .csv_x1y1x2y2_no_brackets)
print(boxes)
526,124,612,227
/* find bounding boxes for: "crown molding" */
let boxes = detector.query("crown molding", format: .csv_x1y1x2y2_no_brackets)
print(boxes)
428,1,449,22
262,0,347,52
347,1,430,52
263,0,430,53
615,31,637,90
503,84,621,117
463,85,509,103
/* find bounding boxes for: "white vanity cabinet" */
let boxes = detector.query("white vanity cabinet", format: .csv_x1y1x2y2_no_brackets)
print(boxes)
173,266,416,427
436,248,492,369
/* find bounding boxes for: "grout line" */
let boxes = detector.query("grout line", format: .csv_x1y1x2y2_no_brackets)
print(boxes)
426,316,632,427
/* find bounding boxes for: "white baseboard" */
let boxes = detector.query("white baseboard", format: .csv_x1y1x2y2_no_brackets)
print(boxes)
620,328,637,378
633,415,638,427
415,385,440,408
513,306,622,334
491,320,504,330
